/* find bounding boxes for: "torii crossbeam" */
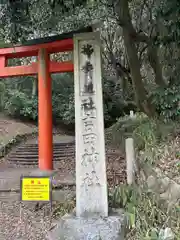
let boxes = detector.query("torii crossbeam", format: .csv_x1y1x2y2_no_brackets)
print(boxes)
0,26,93,170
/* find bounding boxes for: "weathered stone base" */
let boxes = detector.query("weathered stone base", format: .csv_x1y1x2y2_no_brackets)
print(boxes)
47,209,126,240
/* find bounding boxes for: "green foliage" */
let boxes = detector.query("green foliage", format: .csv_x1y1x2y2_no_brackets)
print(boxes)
20,97,38,120
52,91,75,124
133,119,159,151
52,201,75,219
4,89,38,120
132,118,179,166
157,0,180,45
106,113,178,158
0,82,5,111
110,184,180,240
0,70,135,127
105,113,148,148
4,90,28,117
103,78,135,117
103,78,136,126
0,0,92,43
0,81,5,92
0,73,131,126
152,84,180,121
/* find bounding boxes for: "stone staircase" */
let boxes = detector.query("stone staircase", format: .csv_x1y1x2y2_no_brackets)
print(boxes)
7,135,75,165
5,135,126,186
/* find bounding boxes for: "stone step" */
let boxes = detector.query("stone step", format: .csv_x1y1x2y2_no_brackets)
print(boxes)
15,146,119,154
6,136,121,165
7,160,38,165
13,148,75,153
7,156,74,164
16,146,75,152
7,138,76,165
15,148,74,153
10,151,75,157
17,142,75,149
7,155,74,161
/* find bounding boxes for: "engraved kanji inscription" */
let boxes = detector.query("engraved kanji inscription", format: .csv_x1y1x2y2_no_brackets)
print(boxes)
83,133,97,145
81,146,99,167
81,44,94,59
81,44,94,94
81,170,100,191
81,61,94,94
83,120,94,132
81,97,96,120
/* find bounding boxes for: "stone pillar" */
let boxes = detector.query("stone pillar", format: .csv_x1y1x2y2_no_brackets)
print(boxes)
129,110,136,119
125,138,135,185
38,48,53,170
74,32,108,217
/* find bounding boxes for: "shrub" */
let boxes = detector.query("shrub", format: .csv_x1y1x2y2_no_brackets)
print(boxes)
4,89,38,120
20,97,38,120
109,184,180,240
151,83,180,121
4,90,28,117
0,81,5,111
105,112,178,153
1,74,136,126
105,113,148,148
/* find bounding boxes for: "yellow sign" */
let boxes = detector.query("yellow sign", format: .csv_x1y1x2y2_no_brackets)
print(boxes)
21,177,51,202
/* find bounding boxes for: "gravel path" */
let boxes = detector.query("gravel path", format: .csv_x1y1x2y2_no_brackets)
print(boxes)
0,115,126,239
0,137,126,239
0,153,126,240
0,201,53,240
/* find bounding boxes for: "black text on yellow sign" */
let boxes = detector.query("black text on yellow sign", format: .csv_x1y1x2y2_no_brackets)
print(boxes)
20,176,52,202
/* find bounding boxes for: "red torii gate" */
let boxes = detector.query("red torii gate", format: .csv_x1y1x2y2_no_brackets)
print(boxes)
0,27,93,171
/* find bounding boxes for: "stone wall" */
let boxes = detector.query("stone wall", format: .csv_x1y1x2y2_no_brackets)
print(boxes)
147,168,180,211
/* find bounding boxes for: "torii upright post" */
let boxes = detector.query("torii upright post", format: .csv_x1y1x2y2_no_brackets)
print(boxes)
38,48,53,170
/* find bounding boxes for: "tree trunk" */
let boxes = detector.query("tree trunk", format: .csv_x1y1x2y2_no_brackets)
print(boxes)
0,83,5,111
108,51,131,94
32,78,37,98
147,45,166,87
114,0,155,116
122,28,155,116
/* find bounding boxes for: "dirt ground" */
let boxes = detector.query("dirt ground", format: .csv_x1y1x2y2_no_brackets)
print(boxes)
0,114,126,240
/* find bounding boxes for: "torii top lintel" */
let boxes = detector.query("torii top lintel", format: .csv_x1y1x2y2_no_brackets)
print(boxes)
0,26,93,77
0,26,93,58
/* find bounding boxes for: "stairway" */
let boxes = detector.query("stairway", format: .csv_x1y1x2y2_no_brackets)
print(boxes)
5,135,126,184
7,136,75,165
